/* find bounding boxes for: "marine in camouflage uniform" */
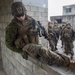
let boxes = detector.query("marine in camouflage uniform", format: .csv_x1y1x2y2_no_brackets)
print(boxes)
53,21,60,50
48,22,56,51
60,22,66,48
61,23,75,59
5,2,75,68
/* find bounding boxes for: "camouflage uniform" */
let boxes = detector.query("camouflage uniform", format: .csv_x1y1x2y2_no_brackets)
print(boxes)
53,21,60,50
61,23,74,59
5,2,71,67
60,22,66,48
48,22,56,51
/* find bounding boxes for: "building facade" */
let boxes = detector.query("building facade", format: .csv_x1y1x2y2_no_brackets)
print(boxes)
50,4,75,29
63,4,75,15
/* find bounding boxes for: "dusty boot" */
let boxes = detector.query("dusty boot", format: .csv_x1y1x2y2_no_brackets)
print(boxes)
69,60,75,71
21,51,28,60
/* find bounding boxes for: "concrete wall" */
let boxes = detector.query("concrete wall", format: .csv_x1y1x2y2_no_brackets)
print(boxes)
22,0,48,8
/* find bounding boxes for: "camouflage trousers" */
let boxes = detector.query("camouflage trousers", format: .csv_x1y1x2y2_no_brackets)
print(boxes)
49,40,56,51
64,42,74,57
22,44,70,66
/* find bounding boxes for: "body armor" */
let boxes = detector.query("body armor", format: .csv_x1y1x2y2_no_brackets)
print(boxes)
14,15,39,49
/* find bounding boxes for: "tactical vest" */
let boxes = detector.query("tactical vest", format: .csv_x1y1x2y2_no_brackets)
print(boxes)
63,26,73,42
13,16,39,49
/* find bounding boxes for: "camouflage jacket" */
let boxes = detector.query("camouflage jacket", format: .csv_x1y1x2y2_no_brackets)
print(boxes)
62,26,75,42
53,25,60,39
5,15,39,53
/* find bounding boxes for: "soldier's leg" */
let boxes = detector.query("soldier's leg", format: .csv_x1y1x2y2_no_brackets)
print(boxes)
21,44,29,60
64,42,68,55
22,51,28,60
50,40,56,51
22,44,42,60
69,43,74,59
22,44,70,66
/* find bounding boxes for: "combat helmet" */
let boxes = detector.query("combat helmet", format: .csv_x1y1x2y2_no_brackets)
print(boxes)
11,2,26,17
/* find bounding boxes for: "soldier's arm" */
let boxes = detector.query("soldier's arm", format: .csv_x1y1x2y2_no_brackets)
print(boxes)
5,24,22,53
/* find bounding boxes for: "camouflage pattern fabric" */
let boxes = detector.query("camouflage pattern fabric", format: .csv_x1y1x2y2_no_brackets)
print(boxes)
5,15,39,53
53,25,60,50
22,44,70,66
48,26,56,51
61,25,74,58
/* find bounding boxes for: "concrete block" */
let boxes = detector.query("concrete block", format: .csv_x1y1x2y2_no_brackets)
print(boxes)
16,61,26,75
25,68,33,75
1,42,6,51
2,22,7,30
1,46,5,56
20,56,27,66
39,17,46,21
7,6,11,13
27,11,35,17
8,60,14,70
0,30,3,36
12,52,21,62
20,56,33,72
14,68,23,75
13,0,22,2
0,15,4,22
5,68,10,75
32,16,39,21
8,68,15,75
33,64,48,75
42,21,48,27
45,8,48,13
6,48,13,55
2,57,10,73
5,51,10,60
34,12,40,17
24,60,33,73
0,23,3,29
9,55,17,67
25,5,31,11
33,16,39,21
9,14,14,21
4,14,11,22
41,12,48,17
38,8,45,12
31,6,38,12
